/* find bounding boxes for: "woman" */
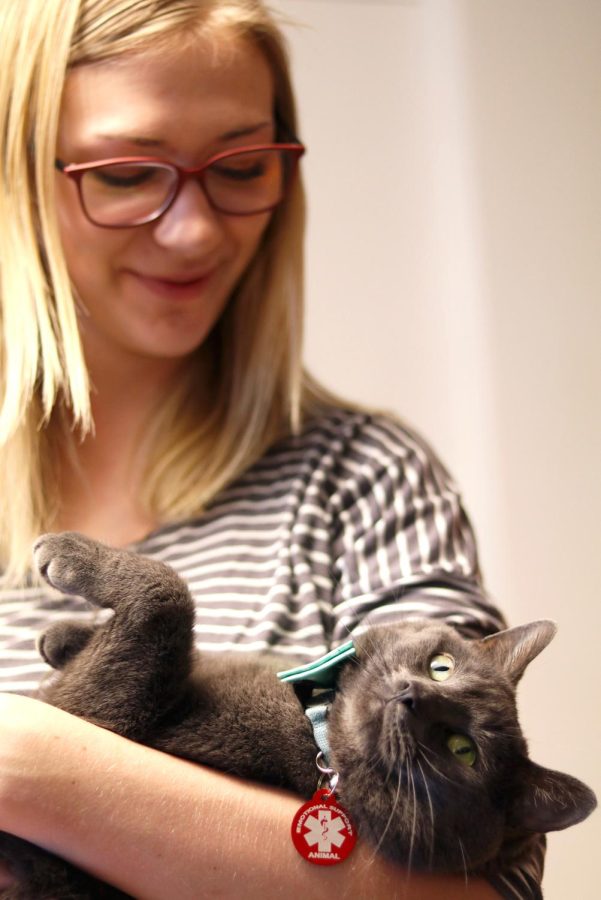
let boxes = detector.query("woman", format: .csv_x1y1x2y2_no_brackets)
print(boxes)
0,0,543,896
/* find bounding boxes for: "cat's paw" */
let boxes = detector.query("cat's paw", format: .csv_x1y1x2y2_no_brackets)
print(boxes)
37,620,97,669
33,531,193,618
33,532,103,596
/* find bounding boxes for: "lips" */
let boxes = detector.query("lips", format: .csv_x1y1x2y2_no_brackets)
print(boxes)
127,269,214,299
141,272,212,284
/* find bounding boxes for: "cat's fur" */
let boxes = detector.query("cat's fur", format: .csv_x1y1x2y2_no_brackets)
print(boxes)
0,532,595,899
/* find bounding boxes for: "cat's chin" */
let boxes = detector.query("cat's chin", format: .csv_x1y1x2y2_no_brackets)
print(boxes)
378,784,506,874
337,760,505,875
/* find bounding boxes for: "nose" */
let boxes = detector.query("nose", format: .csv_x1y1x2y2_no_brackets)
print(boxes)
394,680,420,712
152,178,225,253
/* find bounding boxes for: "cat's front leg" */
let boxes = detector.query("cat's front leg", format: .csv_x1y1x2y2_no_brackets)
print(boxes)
34,532,191,619
33,533,195,738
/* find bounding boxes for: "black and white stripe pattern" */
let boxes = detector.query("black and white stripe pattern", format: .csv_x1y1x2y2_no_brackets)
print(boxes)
0,407,542,897
0,406,507,686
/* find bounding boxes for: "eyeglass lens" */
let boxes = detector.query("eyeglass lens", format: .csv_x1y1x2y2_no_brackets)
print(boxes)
79,148,295,226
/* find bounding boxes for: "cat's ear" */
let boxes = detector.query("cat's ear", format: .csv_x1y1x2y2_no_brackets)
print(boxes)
480,620,556,684
508,758,597,832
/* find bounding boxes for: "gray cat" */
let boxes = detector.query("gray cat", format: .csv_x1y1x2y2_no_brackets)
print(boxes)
0,532,595,899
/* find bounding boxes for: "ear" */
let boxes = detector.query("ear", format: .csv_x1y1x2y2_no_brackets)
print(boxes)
508,758,597,832
481,620,557,684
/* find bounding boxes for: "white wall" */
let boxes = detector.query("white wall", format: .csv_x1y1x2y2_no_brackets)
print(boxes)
273,1,601,896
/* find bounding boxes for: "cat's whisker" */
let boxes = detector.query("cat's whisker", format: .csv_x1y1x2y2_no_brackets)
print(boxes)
384,748,398,785
417,758,436,870
407,763,418,877
416,744,451,782
363,749,387,780
388,711,410,781
457,836,469,887
416,742,459,787
370,759,405,862
383,720,400,784
417,752,451,786
377,714,399,785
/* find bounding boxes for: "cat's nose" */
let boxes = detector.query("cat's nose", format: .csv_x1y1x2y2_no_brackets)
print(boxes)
395,681,420,712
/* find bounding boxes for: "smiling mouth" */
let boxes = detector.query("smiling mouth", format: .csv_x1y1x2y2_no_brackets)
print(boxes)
137,271,211,284
129,270,214,298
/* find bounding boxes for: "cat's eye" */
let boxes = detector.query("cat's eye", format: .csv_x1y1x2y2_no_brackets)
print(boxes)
429,653,455,681
447,734,477,767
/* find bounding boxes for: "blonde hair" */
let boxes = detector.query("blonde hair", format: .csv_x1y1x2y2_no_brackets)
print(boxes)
0,0,331,584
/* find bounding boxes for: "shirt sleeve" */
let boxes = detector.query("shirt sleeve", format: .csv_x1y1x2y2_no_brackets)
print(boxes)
326,413,545,900
328,413,506,643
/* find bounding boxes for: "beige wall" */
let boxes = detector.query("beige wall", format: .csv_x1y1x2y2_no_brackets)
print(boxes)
273,1,600,895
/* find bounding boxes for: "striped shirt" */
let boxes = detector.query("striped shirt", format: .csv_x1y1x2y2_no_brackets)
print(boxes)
0,407,543,897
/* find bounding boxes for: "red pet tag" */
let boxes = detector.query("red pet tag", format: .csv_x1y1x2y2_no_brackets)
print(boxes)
291,788,357,865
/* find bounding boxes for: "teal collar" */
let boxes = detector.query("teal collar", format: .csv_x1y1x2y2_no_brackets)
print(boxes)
277,641,356,767
276,639,355,688
304,691,334,762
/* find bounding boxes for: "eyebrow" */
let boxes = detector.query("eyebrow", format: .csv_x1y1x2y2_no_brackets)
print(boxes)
93,122,274,147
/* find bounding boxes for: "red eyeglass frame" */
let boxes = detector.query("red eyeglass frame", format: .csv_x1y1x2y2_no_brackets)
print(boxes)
55,142,306,227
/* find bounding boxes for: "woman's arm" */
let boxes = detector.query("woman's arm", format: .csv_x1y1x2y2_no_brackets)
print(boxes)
0,695,499,899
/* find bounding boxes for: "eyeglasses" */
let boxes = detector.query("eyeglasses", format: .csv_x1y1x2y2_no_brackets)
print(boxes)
55,143,305,228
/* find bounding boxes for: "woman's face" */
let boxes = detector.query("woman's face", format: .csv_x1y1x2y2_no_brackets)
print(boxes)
56,36,275,376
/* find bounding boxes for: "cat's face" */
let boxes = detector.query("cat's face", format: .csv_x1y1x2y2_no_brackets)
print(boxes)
327,619,596,873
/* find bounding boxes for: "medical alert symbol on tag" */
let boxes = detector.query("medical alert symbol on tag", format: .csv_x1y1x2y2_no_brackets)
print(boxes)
291,789,357,865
